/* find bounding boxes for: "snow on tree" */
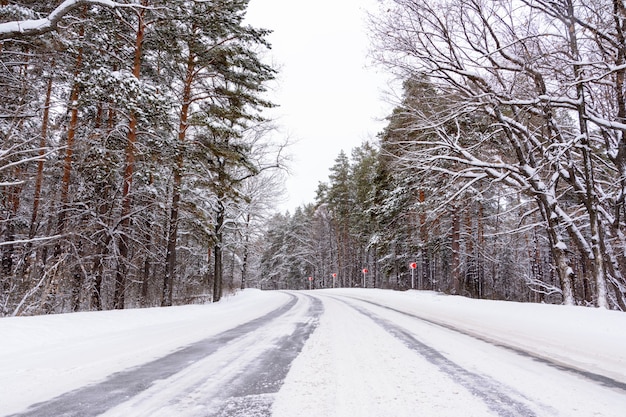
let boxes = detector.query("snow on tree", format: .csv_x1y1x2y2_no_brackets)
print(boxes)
0,0,133,40
0,0,279,315
368,0,626,308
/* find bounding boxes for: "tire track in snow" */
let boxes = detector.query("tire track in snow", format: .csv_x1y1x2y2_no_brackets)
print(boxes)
97,292,322,417
343,294,626,393
331,296,538,417
8,293,307,417
206,293,323,417
273,293,501,417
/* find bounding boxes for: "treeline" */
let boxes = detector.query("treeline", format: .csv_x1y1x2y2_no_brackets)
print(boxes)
257,0,626,310
257,140,562,304
0,1,282,316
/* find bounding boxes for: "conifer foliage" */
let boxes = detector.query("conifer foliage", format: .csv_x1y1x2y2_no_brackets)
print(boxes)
0,0,279,315
256,0,626,310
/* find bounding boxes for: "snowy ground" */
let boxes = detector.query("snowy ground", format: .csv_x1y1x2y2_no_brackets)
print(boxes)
1,288,625,416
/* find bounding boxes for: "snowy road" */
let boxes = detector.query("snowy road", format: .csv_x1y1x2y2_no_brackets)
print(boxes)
2,289,626,416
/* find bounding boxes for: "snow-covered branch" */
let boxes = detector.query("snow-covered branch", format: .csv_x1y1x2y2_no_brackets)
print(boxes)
0,0,133,40
0,234,64,248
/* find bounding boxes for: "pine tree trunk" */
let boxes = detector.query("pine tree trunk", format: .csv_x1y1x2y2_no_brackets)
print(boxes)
213,242,223,302
56,19,85,242
41,23,83,311
140,176,154,307
163,46,195,306
240,213,250,290
336,224,345,287
89,103,115,311
213,203,225,302
163,166,181,307
451,207,461,295
114,6,147,310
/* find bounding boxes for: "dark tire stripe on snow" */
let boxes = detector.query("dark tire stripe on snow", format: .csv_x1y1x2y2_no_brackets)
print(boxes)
8,294,299,417
209,293,324,417
334,297,538,417
344,294,626,392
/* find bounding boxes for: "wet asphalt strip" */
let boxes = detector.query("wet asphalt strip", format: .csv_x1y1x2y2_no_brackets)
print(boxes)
9,293,306,417
335,297,538,417
209,294,324,417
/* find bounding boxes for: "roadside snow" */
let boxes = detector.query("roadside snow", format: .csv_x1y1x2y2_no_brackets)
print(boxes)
1,288,625,416
0,289,290,416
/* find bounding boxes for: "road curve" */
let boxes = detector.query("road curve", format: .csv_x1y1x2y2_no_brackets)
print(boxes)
7,290,626,417
272,291,626,417
9,292,322,417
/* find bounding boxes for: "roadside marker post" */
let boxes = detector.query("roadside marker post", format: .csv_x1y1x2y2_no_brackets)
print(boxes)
410,262,417,289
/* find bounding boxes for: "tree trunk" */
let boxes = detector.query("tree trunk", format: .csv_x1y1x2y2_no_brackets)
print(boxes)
57,21,85,236
42,21,84,311
451,207,461,295
3,45,31,282
213,242,223,302
477,201,485,299
240,213,250,290
213,203,225,302
163,45,195,306
465,206,478,297
612,0,626,236
30,61,54,238
566,0,608,308
163,166,181,307
419,189,428,290
90,250,105,311
114,5,147,310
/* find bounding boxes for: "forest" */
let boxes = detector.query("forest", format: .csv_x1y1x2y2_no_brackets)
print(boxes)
0,0,284,316
2,0,626,315
256,0,626,311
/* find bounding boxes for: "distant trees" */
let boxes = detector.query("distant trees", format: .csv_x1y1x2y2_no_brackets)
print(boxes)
0,1,281,316
255,0,626,310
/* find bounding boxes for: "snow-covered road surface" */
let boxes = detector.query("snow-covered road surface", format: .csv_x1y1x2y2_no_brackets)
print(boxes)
275,291,626,417
2,289,625,416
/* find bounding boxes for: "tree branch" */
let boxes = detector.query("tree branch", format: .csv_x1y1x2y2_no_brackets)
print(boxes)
0,0,132,40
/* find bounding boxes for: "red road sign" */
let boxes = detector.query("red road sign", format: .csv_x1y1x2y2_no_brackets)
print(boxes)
308,276,313,281
332,273,337,277
362,268,368,273
410,262,417,269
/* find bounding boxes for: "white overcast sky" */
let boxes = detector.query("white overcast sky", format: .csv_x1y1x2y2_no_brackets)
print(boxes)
245,0,394,212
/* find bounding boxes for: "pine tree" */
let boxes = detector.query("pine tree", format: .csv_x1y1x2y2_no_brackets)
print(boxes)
147,0,275,305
